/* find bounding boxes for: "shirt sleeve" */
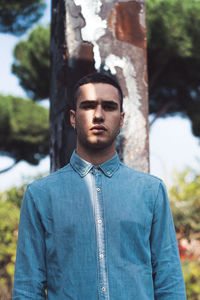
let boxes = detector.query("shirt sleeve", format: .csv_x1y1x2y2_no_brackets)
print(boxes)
12,185,46,299
150,181,186,299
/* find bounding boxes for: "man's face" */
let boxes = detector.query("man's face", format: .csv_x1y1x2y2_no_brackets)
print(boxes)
70,82,124,152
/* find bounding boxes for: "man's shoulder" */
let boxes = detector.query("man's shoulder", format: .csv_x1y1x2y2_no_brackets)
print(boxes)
119,162,163,187
28,163,72,192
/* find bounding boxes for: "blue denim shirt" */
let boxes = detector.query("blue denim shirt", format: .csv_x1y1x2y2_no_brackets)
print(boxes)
13,151,186,299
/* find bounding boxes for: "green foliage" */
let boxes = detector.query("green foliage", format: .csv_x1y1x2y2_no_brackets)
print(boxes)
168,169,200,299
169,169,200,241
147,0,200,58
182,261,200,300
146,0,200,138
0,177,47,297
0,94,49,165
0,185,24,297
12,25,50,100
0,0,45,36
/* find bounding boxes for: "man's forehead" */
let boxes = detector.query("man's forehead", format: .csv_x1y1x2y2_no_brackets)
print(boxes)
77,82,120,101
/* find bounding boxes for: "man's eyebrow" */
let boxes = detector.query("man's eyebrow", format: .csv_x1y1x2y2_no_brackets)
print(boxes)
79,100,97,106
102,100,118,106
79,100,119,106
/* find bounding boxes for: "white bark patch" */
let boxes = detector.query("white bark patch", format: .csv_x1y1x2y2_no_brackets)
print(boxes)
104,54,124,74
65,8,79,59
104,54,147,170
74,0,107,69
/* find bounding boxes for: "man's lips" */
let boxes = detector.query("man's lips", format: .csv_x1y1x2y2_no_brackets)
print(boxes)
90,125,107,132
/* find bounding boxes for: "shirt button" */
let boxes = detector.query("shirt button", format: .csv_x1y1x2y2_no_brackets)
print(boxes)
96,187,100,192
99,253,104,259
107,171,110,175
82,171,86,175
102,287,106,292
98,219,102,224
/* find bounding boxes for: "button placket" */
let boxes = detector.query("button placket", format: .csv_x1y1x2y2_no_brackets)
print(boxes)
94,170,110,299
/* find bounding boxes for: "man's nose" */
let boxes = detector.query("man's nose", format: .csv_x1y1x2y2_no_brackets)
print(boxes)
93,105,104,122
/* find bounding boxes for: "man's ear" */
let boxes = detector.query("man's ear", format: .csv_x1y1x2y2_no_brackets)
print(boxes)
70,109,76,129
120,112,125,129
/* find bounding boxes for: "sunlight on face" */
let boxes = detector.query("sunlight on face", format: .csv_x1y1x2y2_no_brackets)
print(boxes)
70,83,124,156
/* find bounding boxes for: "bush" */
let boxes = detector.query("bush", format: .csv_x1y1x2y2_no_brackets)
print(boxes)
182,260,200,300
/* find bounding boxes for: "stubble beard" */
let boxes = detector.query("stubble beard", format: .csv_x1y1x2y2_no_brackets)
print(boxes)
76,125,120,153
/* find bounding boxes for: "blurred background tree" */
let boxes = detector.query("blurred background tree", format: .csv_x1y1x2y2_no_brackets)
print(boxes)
0,0,45,36
12,25,50,100
146,0,200,139
0,1,49,173
0,94,49,173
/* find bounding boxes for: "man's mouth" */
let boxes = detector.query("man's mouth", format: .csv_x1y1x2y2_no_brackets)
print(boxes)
90,125,107,133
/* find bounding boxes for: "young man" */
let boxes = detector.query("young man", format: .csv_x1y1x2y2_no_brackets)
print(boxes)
13,73,186,299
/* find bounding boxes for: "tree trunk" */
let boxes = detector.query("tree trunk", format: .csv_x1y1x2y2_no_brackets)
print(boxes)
50,0,149,172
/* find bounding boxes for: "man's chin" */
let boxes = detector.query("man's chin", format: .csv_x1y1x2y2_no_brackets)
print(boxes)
86,139,113,150
78,134,117,151
89,142,108,150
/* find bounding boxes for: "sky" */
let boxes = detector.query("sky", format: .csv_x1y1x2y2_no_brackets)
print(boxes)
0,0,199,191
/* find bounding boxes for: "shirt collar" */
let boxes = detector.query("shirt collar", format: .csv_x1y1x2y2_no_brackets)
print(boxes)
70,150,120,178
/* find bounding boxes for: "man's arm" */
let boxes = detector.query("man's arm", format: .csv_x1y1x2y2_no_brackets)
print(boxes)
13,185,47,299
150,181,186,299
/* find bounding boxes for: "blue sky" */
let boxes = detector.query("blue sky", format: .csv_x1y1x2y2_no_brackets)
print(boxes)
0,0,199,191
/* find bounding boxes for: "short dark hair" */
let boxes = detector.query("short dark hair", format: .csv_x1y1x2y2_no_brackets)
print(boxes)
73,72,123,111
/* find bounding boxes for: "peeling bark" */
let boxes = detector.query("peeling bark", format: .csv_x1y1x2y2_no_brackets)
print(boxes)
108,1,146,48
50,0,149,172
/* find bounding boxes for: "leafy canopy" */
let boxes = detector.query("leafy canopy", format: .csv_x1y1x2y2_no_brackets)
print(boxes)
0,94,49,165
12,25,50,100
146,0,200,138
0,0,45,36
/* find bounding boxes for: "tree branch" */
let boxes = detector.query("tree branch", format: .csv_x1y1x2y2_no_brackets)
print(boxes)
149,99,175,127
0,160,19,174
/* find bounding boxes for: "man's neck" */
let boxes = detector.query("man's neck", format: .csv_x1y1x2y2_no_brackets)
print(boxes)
76,144,116,166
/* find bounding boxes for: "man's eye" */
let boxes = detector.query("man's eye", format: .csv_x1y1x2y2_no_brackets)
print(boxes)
82,104,96,109
103,104,116,111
